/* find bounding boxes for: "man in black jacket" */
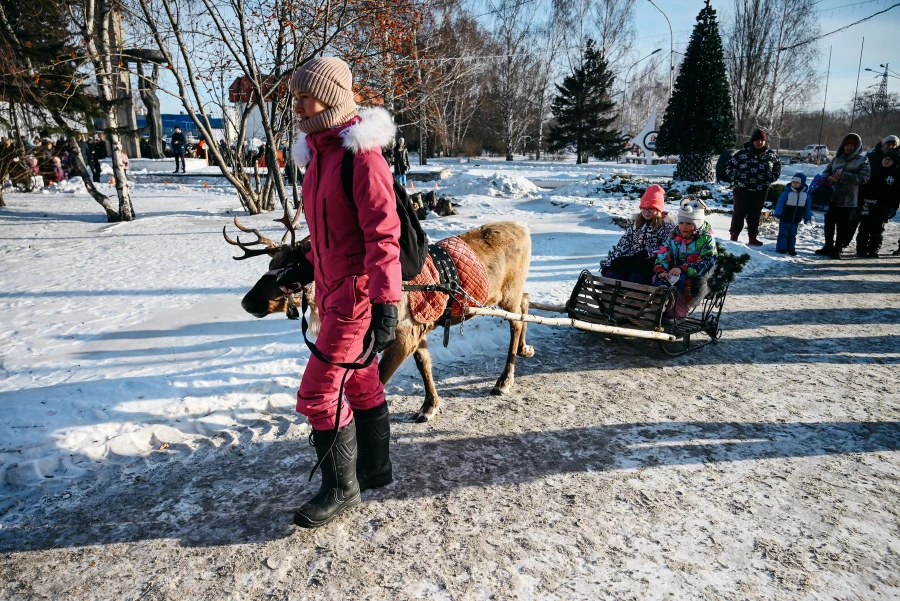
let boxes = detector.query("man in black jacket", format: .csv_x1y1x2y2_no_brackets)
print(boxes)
725,128,782,246
171,126,186,173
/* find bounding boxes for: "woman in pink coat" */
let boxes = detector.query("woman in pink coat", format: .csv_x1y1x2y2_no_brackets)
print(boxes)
288,57,401,528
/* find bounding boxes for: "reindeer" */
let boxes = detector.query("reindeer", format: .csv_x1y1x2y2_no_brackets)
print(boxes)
225,210,534,422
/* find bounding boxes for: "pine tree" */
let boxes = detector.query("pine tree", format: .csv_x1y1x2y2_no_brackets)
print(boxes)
548,39,622,164
656,0,735,182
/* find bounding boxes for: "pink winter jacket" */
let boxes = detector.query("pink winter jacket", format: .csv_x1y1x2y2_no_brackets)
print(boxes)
293,107,401,305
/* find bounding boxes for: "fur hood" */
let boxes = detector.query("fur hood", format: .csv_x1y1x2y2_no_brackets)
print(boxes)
291,106,397,167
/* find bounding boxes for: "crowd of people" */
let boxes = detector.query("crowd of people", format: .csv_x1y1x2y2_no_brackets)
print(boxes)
0,134,113,186
600,129,900,322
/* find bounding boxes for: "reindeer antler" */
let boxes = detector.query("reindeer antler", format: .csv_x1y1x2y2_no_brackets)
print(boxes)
223,216,282,260
278,202,303,247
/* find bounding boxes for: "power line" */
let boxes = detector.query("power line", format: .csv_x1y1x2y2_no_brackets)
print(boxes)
814,0,882,13
779,2,900,51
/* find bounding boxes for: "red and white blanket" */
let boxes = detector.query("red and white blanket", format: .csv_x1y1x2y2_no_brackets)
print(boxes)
407,236,489,324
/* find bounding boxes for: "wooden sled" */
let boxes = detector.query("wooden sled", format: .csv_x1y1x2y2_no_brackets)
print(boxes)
464,247,747,357
561,270,728,356
467,268,733,357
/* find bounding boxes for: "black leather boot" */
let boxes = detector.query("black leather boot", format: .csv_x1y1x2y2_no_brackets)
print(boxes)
814,243,834,256
293,420,361,529
354,402,393,490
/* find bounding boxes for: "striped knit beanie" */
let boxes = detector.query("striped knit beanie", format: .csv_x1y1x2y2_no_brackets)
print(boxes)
291,57,357,134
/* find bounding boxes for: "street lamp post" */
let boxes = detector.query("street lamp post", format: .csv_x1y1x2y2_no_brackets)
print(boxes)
647,0,674,97
622,48,662,135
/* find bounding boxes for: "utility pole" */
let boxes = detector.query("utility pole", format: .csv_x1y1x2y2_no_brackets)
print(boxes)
849,37,864,131
647,0,674,97
875,62,890,113
817,46,832,165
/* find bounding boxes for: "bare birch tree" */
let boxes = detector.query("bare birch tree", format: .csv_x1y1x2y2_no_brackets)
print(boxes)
487,0,538,161
0,0,123,219
724,0,820,141
133,0,416,213
68,0,136,220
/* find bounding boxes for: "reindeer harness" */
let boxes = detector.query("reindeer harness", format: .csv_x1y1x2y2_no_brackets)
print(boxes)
402,236,489,346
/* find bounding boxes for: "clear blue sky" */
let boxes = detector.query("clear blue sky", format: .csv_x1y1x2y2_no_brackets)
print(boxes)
632,0,899,113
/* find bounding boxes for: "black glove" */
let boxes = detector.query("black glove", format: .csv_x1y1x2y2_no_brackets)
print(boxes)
364,303,399,355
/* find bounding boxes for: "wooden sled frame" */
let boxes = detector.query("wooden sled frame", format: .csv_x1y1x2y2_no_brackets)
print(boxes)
464,260,739,357
563,270,728,356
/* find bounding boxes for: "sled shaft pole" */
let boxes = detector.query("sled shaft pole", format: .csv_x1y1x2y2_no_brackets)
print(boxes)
465,307,677,341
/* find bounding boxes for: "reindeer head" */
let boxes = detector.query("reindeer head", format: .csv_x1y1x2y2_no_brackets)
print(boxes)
223,204,314,319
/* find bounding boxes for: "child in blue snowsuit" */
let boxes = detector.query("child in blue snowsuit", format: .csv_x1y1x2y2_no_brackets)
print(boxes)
773,173,812,255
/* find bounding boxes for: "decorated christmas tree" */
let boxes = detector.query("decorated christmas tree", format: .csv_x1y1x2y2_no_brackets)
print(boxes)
656,0,735,181
548,39,622,164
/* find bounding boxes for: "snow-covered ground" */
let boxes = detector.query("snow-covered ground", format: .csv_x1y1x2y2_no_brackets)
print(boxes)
1,158,898,599
0,160,801,496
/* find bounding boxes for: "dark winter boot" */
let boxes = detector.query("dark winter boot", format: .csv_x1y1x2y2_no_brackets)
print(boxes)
747,235,763,247
293,420,361,529
354,402,393,491
827,247,842,260
814,243,834,256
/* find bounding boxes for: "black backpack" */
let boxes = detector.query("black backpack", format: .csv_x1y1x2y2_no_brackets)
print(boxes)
341,149,428,281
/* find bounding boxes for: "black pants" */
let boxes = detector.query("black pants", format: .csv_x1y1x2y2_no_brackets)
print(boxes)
856,211,889,255
89,159,101,182
823,205,856,248
730,187,768,237
604,254,654,285
173,153,185,172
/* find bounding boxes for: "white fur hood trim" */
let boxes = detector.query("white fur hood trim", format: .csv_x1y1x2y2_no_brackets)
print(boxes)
291,106,397,167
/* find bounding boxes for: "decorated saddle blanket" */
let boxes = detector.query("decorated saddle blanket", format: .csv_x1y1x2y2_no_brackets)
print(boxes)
407,236,489,323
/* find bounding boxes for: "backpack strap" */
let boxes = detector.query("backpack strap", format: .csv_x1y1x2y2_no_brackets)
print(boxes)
341,149,355,203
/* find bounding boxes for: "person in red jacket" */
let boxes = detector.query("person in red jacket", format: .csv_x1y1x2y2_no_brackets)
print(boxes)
288,57,401,529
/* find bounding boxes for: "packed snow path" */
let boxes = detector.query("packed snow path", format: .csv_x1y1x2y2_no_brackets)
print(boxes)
1,166,899,599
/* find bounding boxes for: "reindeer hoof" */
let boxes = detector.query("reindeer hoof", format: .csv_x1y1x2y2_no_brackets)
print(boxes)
491,384,510,396
412,407,438,422
518,344,535,358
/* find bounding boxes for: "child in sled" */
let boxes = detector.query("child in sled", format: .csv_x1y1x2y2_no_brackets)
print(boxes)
773,173,812,255
855,150,899,257
601,184,675,284
653,199,718,319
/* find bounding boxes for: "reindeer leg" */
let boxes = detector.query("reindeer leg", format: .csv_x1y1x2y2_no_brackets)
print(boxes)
411,337,442,422
491,317,523,396
517,292,535,358
378,328,414,386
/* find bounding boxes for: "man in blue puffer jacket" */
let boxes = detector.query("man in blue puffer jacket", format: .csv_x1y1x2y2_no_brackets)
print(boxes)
773,172,812,255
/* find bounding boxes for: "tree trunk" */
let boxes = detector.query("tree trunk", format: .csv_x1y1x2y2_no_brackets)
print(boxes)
674,153,714,182
536,112,544,160
0,188,6,207
419,104,428,166
97,0,134,220
50,112,121,221
137,62,164,159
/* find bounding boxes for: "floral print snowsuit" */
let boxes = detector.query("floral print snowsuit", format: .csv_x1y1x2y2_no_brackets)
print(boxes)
654,222,718,317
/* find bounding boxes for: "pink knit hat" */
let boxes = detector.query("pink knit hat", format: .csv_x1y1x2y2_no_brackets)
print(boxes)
291,57,357,135
639,184,666,212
